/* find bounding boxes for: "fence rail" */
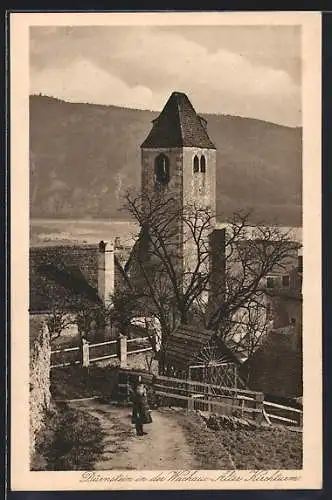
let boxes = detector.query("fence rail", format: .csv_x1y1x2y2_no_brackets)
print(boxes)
263,400,303,413
51,346,80,354
157,374,260,397
127,336,151,354
263,400,303,426
90,339,118,348
117,369,303,428
264,413,298,425
89,339,118,363
51,345,81,367
50,335,153,369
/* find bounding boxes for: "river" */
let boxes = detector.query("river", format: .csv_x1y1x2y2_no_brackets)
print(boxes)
30,218,302,247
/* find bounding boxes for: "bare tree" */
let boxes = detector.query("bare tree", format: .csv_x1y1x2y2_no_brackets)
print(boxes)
36,274,109,344
117,191,300,373
34,276,77,343
75,301,105,341
219,296,271,383
205,211,300,333
46,305,76,343
46,298,108,344
108,288,143,338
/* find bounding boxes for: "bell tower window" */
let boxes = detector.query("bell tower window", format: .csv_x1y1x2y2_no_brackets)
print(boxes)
193,155,199,173
200,155,206,173
155,154,170,185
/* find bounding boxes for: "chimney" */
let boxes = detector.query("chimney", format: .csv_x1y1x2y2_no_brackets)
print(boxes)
98,240,115,307
208,227,226,317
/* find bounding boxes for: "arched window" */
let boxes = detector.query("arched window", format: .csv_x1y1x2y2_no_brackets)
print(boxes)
193,155,199,173
200,155,206,173
154,154,170,185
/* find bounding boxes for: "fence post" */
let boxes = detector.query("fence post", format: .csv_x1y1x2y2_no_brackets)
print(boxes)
119,335,127,368
299,411,303,427
254,393,264,423
81,337,90,368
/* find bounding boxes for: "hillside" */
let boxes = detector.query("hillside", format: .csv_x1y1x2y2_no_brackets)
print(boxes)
29,95,302,225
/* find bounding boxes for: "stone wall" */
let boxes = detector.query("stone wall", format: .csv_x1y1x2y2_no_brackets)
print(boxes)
30,315,51,457
182,147,216,214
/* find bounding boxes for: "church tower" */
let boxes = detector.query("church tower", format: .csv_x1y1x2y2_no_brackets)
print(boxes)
140,92,217,281
141,91,216,216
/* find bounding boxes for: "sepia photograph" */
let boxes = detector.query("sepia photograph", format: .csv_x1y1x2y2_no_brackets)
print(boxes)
10,11,322,491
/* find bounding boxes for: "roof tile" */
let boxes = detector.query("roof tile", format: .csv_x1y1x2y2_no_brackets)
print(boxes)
141,92,216,149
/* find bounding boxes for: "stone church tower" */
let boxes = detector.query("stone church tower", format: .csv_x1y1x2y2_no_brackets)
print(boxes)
140,91,217,282
141,91,216,217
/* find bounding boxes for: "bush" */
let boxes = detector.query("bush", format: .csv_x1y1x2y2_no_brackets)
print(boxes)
32,403,59,470
34,403,104,470
51,365,118,400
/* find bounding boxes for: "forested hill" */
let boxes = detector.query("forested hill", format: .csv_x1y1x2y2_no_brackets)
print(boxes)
30,95,302,226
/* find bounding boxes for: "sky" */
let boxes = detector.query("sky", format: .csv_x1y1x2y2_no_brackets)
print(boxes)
30,25,302,127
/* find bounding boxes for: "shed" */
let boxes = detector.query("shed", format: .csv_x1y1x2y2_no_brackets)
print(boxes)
165,324,245,389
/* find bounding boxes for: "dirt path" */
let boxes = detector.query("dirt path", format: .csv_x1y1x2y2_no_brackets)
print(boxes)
69,400,198,470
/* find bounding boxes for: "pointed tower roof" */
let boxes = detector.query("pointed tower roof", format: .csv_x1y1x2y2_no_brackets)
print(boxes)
141,91,216,149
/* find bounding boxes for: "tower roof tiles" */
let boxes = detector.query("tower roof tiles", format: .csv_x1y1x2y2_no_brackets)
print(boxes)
141,91,216,149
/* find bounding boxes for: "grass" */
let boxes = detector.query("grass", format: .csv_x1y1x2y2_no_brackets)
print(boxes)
168,409,235,469
50,365,119,400
217,425,302,470
205,413,303,470
32,402,105,470
170,409,302,470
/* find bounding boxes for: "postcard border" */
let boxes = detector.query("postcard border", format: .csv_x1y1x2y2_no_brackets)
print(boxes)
6,8,326,494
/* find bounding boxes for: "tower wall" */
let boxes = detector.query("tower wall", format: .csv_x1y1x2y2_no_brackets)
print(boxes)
141,148,184,279
141,147,183,201
141,146,217,291
182,148,217,281
182,147,216,214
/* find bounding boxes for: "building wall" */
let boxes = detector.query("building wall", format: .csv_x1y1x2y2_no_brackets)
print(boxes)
208,227,226,313
29,315,51,458
266,295,302,329
241,326,302,399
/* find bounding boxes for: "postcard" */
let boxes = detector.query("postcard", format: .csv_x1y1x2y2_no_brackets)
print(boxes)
10,11,322,491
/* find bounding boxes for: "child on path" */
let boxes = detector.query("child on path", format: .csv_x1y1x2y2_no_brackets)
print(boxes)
131,376,152,436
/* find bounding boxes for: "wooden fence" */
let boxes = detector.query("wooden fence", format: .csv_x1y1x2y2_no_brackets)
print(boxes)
50,336,153,369
263,400,303,427
50,346,303,427
117,369,303,427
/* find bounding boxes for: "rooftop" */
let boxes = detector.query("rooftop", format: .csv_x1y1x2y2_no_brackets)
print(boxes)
165,324,240,370
29,244,101,313
29,243,127,313
141,92,216,149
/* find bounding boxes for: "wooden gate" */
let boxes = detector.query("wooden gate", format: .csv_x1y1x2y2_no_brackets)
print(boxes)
188,343,246,396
